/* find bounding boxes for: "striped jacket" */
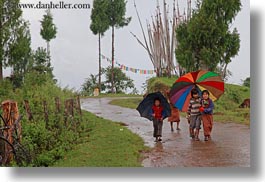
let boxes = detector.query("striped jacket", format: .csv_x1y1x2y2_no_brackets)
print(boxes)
187,98,201,116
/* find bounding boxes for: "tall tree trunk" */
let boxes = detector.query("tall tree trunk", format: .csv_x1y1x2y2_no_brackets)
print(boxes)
0,20,3,80
222,63,228,81
200,62,208,70
156,68,158,77
47,41,50,65
98,34,101,92
0,60,3,80
111,26,115,93
167,66,171,78
0,23,4,80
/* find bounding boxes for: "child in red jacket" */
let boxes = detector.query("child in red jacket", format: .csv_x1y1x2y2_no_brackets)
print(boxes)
150,98,166,142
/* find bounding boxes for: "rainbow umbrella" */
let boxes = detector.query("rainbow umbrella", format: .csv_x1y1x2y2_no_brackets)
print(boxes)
169,70,224,112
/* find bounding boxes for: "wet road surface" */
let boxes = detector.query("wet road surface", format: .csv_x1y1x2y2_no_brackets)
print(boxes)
81,97,250,167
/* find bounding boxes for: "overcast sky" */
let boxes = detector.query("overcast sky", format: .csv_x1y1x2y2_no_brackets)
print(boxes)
13,0,249,93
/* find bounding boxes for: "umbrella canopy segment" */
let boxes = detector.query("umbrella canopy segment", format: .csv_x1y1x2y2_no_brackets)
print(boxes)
136,92,171,121
169,70,224,112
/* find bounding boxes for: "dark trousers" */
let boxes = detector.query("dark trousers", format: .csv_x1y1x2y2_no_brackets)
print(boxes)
153,119,163,137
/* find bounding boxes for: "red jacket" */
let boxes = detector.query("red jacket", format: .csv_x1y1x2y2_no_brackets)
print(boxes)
152,105,164,119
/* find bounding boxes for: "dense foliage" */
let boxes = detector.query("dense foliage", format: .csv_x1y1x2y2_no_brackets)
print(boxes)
81,66,136,95
242,77,250,88
176,0,241,78
0,73,87,166
0,0,23,80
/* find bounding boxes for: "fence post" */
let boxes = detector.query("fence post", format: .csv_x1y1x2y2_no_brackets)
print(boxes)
1,100,20,164
65,99,74,117
64,99,76,131
76,95,82,117
24,100,33,120
54,97,61,114
69,99,74,117
64,100,68,127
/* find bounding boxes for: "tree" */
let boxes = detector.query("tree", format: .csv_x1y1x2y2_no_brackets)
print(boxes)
130,88,139,95
107,0,131,93
105,66,135,93
215,65,232,81
0,0,22,80
81,73,106,96
175,0,241,75
81,74,99,96
90,0,110,92
8,20,31,88
242,77,250,87
40,9,57,64
28,47,53,76
22,47,54,87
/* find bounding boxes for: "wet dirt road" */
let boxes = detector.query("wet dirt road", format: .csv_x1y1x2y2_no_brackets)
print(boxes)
81,97,250,167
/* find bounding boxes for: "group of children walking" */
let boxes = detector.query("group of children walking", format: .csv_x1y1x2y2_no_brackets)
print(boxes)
150,89,214,142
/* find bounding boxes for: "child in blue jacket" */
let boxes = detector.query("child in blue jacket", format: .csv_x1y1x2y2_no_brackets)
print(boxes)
199,90,214,141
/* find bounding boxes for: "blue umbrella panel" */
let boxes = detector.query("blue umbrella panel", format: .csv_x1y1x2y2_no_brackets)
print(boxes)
136,92,171,121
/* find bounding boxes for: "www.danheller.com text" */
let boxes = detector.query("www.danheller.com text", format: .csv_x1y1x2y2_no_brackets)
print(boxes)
18,1,91,9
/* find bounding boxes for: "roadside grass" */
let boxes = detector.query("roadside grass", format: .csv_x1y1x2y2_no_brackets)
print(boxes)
213,108,250,125
213,83,250,125
109,98,143,109
110,77,250,126
82,93,142,98
53,111,149,167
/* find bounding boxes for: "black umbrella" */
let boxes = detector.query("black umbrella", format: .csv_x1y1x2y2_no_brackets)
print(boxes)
136,92,171,121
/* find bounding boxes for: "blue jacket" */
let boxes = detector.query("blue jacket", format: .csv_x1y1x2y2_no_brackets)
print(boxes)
201,99,214,115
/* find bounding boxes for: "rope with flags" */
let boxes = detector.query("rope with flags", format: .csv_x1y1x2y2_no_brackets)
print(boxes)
101,54,156,75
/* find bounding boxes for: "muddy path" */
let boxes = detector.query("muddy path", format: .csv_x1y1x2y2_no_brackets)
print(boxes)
81,97,250,167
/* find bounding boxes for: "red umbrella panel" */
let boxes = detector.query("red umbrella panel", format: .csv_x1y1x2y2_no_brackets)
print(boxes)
169,70,224,112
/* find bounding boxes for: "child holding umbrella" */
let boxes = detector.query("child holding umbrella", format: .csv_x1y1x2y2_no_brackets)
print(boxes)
150,98,166,142
136,92,171,143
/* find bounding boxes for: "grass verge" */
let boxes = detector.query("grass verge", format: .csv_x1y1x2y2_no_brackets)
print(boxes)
53,111,149,167
82,93,142,99
109,98,143,109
